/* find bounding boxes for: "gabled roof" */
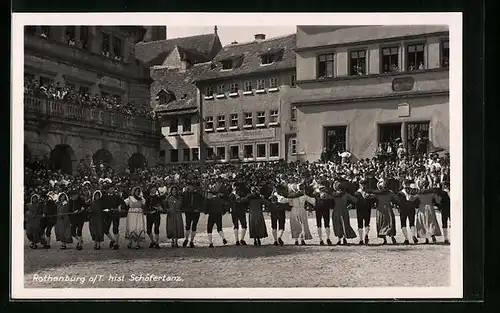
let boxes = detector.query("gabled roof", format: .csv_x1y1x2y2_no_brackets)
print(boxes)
151,62,211,113
135,33,218,67
195,34,296,83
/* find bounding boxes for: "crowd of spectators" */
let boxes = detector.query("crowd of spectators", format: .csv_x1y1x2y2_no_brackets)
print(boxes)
24,148,450,204
24,77,157,120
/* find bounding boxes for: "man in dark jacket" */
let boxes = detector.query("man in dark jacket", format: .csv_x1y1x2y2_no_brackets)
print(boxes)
204,190,228,248
40,193,57,249
69,188,87,250
101,184,124,250
182,183,205,248
144,186,163,249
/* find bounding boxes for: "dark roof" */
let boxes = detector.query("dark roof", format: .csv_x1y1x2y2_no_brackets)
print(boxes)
135,33,217,66
176,46,211,63
195,34,296,83
151,62,211,113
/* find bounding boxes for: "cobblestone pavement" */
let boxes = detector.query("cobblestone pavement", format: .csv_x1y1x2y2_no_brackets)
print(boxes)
24,210,450,288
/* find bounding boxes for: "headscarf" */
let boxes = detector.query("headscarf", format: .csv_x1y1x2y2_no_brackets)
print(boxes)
92,190,102,201
131,186,142,200
30,194,39,204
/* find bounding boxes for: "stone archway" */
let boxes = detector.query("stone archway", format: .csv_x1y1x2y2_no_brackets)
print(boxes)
49,144,77,174
93,149,115,168
128,153,147,171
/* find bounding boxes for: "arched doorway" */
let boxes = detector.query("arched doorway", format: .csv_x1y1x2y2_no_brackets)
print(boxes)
128,153,147,171
49,144,77,174
93,149,114,168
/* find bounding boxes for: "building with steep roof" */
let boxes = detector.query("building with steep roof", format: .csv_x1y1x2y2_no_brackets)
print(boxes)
146,27,222,164
193,33,300,163
292,25,450,161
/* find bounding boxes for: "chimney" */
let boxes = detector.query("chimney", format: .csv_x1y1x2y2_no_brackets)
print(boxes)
254,34,266,41
231,41,238,44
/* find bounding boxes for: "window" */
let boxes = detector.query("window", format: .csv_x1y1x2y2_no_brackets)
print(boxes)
244,81,252,92
269,77,278,88
217,84,225,95
79,86,89,95
230,146,239,160
244,112,253,127
230,114,239,128
113,37,123,60
270,143,279,157
379,123,402,152
205,116,214,130
65,26,76,45
290,138,297,155
270,110,279,124
183,148,190,161
291,106,297,121
441,40,449,68
170,149,179,163
290,75,296,87
261,54,275,65
382,47,399,73
324,126,347,154
191,148,199,161
229,83,239,93
216,147,226,160
217,115,226,129
159,150,166,157
257,111,266,125
206,86,214,97
80,26,89,50
170,118,179,134
40,26,50,38
318,53,334,78
406,121,430,154
102,32,110,56
406,44,425,71
182,117,191,133
244,145,254,159
206,148,214,160
257,144,266,158
256,79,265,90
350,50,366,76
221,60,233,70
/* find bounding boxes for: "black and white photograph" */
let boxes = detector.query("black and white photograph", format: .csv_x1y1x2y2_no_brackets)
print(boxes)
11,13,463,299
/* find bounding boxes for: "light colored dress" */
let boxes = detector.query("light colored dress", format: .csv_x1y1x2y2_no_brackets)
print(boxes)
415,191,442,238
124,194,147,242
288,194,316,240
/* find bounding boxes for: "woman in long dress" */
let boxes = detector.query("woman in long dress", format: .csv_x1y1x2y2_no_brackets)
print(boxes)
331,181,357,245
371,180,399,245
54,192,73,249
415,180,442,244
287,183,316,246
88,190,104,250
124,186,147,249
246,186,269,246
26,194,43,249
165,186,184,247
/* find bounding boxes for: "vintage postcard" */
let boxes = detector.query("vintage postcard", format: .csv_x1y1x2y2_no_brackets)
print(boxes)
11,12,463,299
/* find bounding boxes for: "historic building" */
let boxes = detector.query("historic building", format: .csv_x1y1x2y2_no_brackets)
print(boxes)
292,25,450,161
140,27,223,164
194,33,300,163
24,26,162,173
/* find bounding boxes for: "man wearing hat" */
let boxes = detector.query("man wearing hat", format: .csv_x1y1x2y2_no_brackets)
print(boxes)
40,191,57,249
181,182,205,248
203,187,228,248
354,180,375,245
68,188,87,250
101,183,125,250
397,180,419,245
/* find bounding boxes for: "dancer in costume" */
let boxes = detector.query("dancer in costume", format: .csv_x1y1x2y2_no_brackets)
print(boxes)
165,186,184,248
54,192,73,249
124,186,147,249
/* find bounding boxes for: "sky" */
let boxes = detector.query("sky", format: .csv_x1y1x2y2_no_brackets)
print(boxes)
165,26,297,46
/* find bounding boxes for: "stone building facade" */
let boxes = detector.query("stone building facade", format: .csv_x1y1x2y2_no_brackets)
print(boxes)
24,26,162,173
194,33,300,163
292,25,450,161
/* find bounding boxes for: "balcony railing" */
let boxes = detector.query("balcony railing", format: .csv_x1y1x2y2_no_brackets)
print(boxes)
24,95,159,134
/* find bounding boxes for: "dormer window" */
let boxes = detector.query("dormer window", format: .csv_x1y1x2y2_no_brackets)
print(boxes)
260,49,283,65
221,60,233,70
156,89,176,105
261,54,275,65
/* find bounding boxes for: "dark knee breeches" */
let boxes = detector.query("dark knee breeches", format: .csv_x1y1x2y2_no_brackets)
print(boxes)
103,214,120,235
185,212,200,231
146,213,161,235
441,209,450,228
40,217,55,237
356,209,371,229
315,209,330,228
399,208,416,228
231,212,247,229
271,211,286,230
207,213,223,233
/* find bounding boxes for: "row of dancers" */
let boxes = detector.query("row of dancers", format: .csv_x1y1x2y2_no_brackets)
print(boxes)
24,178,450,250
